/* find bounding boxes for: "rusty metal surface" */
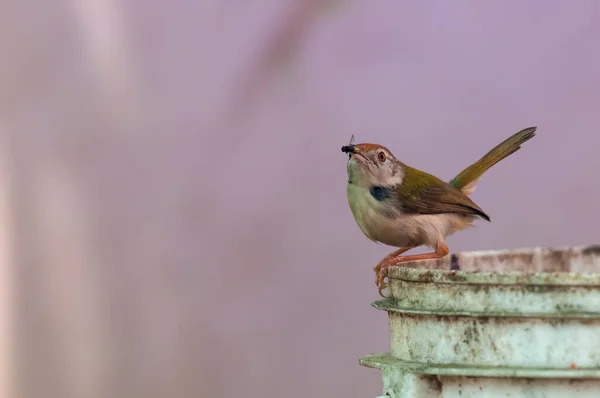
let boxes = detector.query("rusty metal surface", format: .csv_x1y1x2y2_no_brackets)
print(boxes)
373,299,600,319
360,353,600,378
438,376,600,398
382,245,600,317
378,368,442,398
388,313,600,368
387,245,600,273
361,354,600,397
361,245,600,397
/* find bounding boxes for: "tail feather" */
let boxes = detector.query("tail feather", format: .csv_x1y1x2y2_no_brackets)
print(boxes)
450,126,537,195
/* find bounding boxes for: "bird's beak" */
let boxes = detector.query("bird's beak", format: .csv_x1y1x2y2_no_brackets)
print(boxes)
342,144,368,162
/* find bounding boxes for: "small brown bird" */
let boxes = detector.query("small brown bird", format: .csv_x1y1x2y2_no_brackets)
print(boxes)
341,127,537,296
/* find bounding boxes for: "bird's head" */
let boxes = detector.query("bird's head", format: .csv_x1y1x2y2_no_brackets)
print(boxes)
341,136,404,188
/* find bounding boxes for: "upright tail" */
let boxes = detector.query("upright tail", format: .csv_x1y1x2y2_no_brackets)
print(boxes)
450,126,537,195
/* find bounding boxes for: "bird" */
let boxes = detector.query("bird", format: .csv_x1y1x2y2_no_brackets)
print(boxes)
341,126,537,297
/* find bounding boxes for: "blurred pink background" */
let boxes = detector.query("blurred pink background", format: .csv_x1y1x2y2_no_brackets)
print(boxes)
2,1,600,397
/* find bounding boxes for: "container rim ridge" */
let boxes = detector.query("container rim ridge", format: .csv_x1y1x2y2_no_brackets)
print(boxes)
387,244,600,286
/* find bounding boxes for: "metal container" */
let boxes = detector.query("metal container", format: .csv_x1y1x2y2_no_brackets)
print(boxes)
360,245,600,397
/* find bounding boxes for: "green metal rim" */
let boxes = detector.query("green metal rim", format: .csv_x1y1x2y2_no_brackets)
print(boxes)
359,353,600,379
387,267,600,286
372,299,600,319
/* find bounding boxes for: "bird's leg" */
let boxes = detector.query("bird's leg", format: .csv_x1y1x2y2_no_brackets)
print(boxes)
374,247,412,297
375,242,450,297
390,241,449,265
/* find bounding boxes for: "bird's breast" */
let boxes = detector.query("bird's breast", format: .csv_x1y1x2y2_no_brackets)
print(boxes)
346,183,473,248
347,183,420,246
347,183,383,242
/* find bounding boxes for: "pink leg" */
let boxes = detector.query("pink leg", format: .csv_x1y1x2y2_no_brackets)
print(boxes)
375,242,450,297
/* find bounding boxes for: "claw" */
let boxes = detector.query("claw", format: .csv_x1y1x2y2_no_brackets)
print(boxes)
377,280,388,298
374,260,390,298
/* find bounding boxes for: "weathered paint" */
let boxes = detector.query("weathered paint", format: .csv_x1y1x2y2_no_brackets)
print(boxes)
360,354,600,397
360,245,600,397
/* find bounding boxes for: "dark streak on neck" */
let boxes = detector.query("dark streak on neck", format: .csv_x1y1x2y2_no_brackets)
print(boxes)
369,186,391,201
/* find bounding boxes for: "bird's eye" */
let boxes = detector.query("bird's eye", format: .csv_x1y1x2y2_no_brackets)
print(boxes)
377,151,386,162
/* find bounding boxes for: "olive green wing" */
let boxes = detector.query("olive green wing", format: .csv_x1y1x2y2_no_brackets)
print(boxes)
396,165,491,221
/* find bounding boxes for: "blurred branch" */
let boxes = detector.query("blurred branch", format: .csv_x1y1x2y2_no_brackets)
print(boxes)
70,0,144,134
237,1,315,101
215,0,327,148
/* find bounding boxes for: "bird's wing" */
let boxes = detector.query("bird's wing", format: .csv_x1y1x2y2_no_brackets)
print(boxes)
396,165,491,221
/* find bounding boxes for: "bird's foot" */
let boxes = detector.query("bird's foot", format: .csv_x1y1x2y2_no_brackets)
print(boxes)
374,243,450,297
373,247,413,297
373,260,391,298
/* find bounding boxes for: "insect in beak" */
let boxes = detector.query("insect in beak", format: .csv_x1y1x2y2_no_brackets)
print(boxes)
341,135,359,159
